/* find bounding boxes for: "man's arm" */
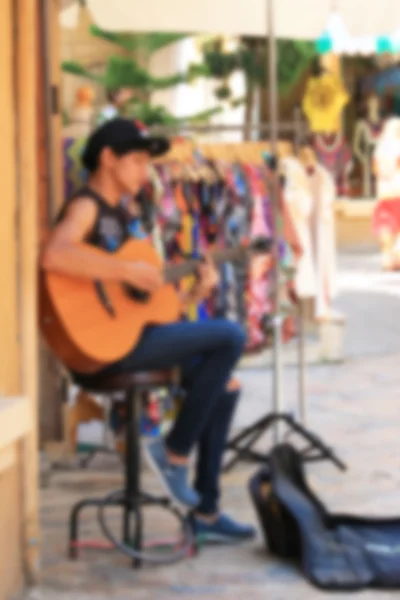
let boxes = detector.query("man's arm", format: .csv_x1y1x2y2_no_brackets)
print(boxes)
41,198,163,292
179,255,220,308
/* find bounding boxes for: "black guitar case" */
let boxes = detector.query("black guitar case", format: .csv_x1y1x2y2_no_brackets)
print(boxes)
249,444,400,591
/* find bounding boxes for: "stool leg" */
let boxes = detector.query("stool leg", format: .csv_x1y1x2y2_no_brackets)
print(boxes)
124,387,143,568
69,498,105,559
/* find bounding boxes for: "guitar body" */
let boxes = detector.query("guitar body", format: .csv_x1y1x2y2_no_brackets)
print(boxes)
39,239,182,374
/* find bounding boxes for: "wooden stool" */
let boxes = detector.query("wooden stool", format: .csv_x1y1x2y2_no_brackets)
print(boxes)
68,368,194,567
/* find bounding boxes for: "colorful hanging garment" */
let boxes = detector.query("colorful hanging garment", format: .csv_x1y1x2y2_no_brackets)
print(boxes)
313,133,352,196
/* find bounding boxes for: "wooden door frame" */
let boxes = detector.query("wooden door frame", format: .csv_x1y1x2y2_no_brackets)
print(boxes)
38,0,65,447
16,0,40,583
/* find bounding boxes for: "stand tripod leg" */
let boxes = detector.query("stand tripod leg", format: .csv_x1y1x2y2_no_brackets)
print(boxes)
224,415,275,472
224,413,347,472
298,301,306,424
283,414,346,471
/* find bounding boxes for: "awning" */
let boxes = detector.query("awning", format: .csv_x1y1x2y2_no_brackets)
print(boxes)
60,0,400,39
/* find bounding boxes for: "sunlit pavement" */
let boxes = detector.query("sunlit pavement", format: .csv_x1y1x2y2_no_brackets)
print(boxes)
19,252,400,600
335,253,400,357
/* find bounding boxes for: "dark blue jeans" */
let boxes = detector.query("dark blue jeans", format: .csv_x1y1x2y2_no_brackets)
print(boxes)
97,319,246,514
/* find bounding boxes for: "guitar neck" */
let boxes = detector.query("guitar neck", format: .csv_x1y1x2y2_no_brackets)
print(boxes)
164,246,245,284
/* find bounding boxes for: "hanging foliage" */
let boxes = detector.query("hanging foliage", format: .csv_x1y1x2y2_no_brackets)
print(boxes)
90,26,190,56
124,102,223,126
200,38,314,96
102,56,192,92
61,61,104,84
202,51,238,79
276,40,315,95
215,85,232,100
237,47,265,86
61,26,232,126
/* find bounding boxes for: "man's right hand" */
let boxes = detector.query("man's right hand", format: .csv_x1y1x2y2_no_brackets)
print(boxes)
124,262,164,293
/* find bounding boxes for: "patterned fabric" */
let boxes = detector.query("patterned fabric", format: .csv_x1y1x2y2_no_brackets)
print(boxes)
373,198,400,237
62,137,300,351
313,133,352,197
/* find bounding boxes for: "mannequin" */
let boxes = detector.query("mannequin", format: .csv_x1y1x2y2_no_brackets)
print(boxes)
302,63,349,134
302,60,351,197
353,94,384,198
313,132,352,197
298,144,338,320
281,156,316,302
373,117,400,270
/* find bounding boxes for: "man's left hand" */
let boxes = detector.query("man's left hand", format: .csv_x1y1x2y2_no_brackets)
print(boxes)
196,254,219,294
186,254,219,303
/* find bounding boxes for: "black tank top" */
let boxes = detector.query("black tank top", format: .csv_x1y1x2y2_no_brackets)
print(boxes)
57,186,135,253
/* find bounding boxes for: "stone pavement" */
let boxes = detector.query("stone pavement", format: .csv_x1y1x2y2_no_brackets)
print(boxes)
336,251,400,357
19,253,400,600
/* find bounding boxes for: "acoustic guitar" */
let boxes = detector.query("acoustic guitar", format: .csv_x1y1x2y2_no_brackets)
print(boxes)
39,236,272,374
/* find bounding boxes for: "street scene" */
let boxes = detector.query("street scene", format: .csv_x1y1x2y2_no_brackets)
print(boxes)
3,1,400,599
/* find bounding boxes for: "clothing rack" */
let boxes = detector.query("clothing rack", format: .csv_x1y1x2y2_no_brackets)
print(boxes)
149,120,307,434
149,119,345,471
150,120,299,137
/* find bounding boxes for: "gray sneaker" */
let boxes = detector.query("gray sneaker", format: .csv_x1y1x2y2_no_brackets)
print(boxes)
145,439,200,509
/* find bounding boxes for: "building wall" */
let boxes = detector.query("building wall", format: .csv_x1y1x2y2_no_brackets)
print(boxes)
0,0,40,596
0,0,19,399
0,457,23,599
0,0,24,593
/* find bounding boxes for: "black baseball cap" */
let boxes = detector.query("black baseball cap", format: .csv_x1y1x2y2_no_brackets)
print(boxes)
82,117,170,172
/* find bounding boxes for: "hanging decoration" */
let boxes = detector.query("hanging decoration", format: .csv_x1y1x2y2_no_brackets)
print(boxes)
315,12,400,56
302,72,349,133
316,33,333,55
376,36,394,55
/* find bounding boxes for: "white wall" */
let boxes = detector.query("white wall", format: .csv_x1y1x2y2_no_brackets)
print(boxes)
150,37,246,142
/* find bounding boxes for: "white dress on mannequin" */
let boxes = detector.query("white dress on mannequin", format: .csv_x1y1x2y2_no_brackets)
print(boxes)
307,164,338,319
282,157,317,299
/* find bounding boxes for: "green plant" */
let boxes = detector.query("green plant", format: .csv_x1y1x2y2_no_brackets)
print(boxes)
198,36,315,133
62,27,228,126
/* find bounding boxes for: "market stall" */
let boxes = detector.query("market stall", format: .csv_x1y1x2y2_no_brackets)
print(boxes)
58,0,400,443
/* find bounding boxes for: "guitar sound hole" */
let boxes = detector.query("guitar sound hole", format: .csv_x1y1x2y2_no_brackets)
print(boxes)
123,284,150,303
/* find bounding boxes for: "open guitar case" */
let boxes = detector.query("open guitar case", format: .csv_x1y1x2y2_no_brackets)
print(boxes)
249,444,400,591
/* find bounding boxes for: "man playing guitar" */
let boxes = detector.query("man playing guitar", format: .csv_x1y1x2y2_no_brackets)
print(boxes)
41,118,255,544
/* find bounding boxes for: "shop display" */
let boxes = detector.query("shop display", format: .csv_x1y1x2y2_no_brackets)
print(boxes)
301,67,351,198
281,156,316,300
312,132,352,197
302,71,349,134
154,159,299,351
373,117,400,269
62,136,303,351
352,94,384,198
298,145,338,320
